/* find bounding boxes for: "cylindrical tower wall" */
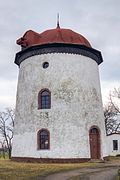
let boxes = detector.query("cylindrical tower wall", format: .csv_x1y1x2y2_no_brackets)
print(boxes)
12,53,107,159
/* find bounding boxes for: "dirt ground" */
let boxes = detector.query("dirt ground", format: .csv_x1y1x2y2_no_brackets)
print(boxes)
44,159,120,180
44,167,118,180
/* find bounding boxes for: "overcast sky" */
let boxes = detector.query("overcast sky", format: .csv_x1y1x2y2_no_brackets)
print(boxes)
0,0,120,110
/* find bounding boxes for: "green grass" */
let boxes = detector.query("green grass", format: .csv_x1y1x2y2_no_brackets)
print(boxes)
0,157,120,179
0,160,99,180
0,152,9,159
116,176,120,180
116,168,120,180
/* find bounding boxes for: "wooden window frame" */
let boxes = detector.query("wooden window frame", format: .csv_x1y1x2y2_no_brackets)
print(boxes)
37,129,50,150
38,89,51,109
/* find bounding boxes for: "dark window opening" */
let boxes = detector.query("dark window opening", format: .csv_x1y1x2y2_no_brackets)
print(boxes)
90,128,98,134
113,140,118,150
42,62,49,69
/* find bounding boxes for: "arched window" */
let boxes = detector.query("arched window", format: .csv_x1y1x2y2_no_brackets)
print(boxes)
37,129,50,150
90,127,99,134
38,89,51,109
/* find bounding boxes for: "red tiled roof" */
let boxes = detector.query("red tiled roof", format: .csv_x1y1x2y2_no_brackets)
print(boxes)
17,27,91,48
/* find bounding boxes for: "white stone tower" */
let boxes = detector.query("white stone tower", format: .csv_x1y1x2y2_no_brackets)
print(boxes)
12,25,107,162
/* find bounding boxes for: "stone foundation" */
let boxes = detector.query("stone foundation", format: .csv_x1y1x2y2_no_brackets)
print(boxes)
11,157,90,163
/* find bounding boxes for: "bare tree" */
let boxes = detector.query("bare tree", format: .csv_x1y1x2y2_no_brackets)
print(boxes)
0,108,14,159
104,87,120,135
0,140,6,159
109,87,120,113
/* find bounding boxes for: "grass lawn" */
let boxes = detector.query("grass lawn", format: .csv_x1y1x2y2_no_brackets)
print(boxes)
0,159,100,180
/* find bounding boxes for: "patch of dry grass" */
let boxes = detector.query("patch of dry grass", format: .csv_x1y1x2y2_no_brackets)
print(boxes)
0,160,99,180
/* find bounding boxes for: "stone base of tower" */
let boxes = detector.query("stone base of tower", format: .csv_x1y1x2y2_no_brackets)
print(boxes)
11,157,91,163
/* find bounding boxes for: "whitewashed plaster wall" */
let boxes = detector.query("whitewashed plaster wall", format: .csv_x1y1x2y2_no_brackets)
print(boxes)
12,53,107,158
106,134,120,156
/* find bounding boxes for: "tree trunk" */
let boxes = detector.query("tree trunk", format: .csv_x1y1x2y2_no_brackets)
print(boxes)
8,148,11,159
2,149,5,159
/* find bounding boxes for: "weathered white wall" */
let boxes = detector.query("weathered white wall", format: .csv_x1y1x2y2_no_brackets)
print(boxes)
106,134,120,156
12,53,107,159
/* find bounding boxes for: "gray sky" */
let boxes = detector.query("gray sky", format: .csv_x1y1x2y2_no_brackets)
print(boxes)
0,0,120,110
